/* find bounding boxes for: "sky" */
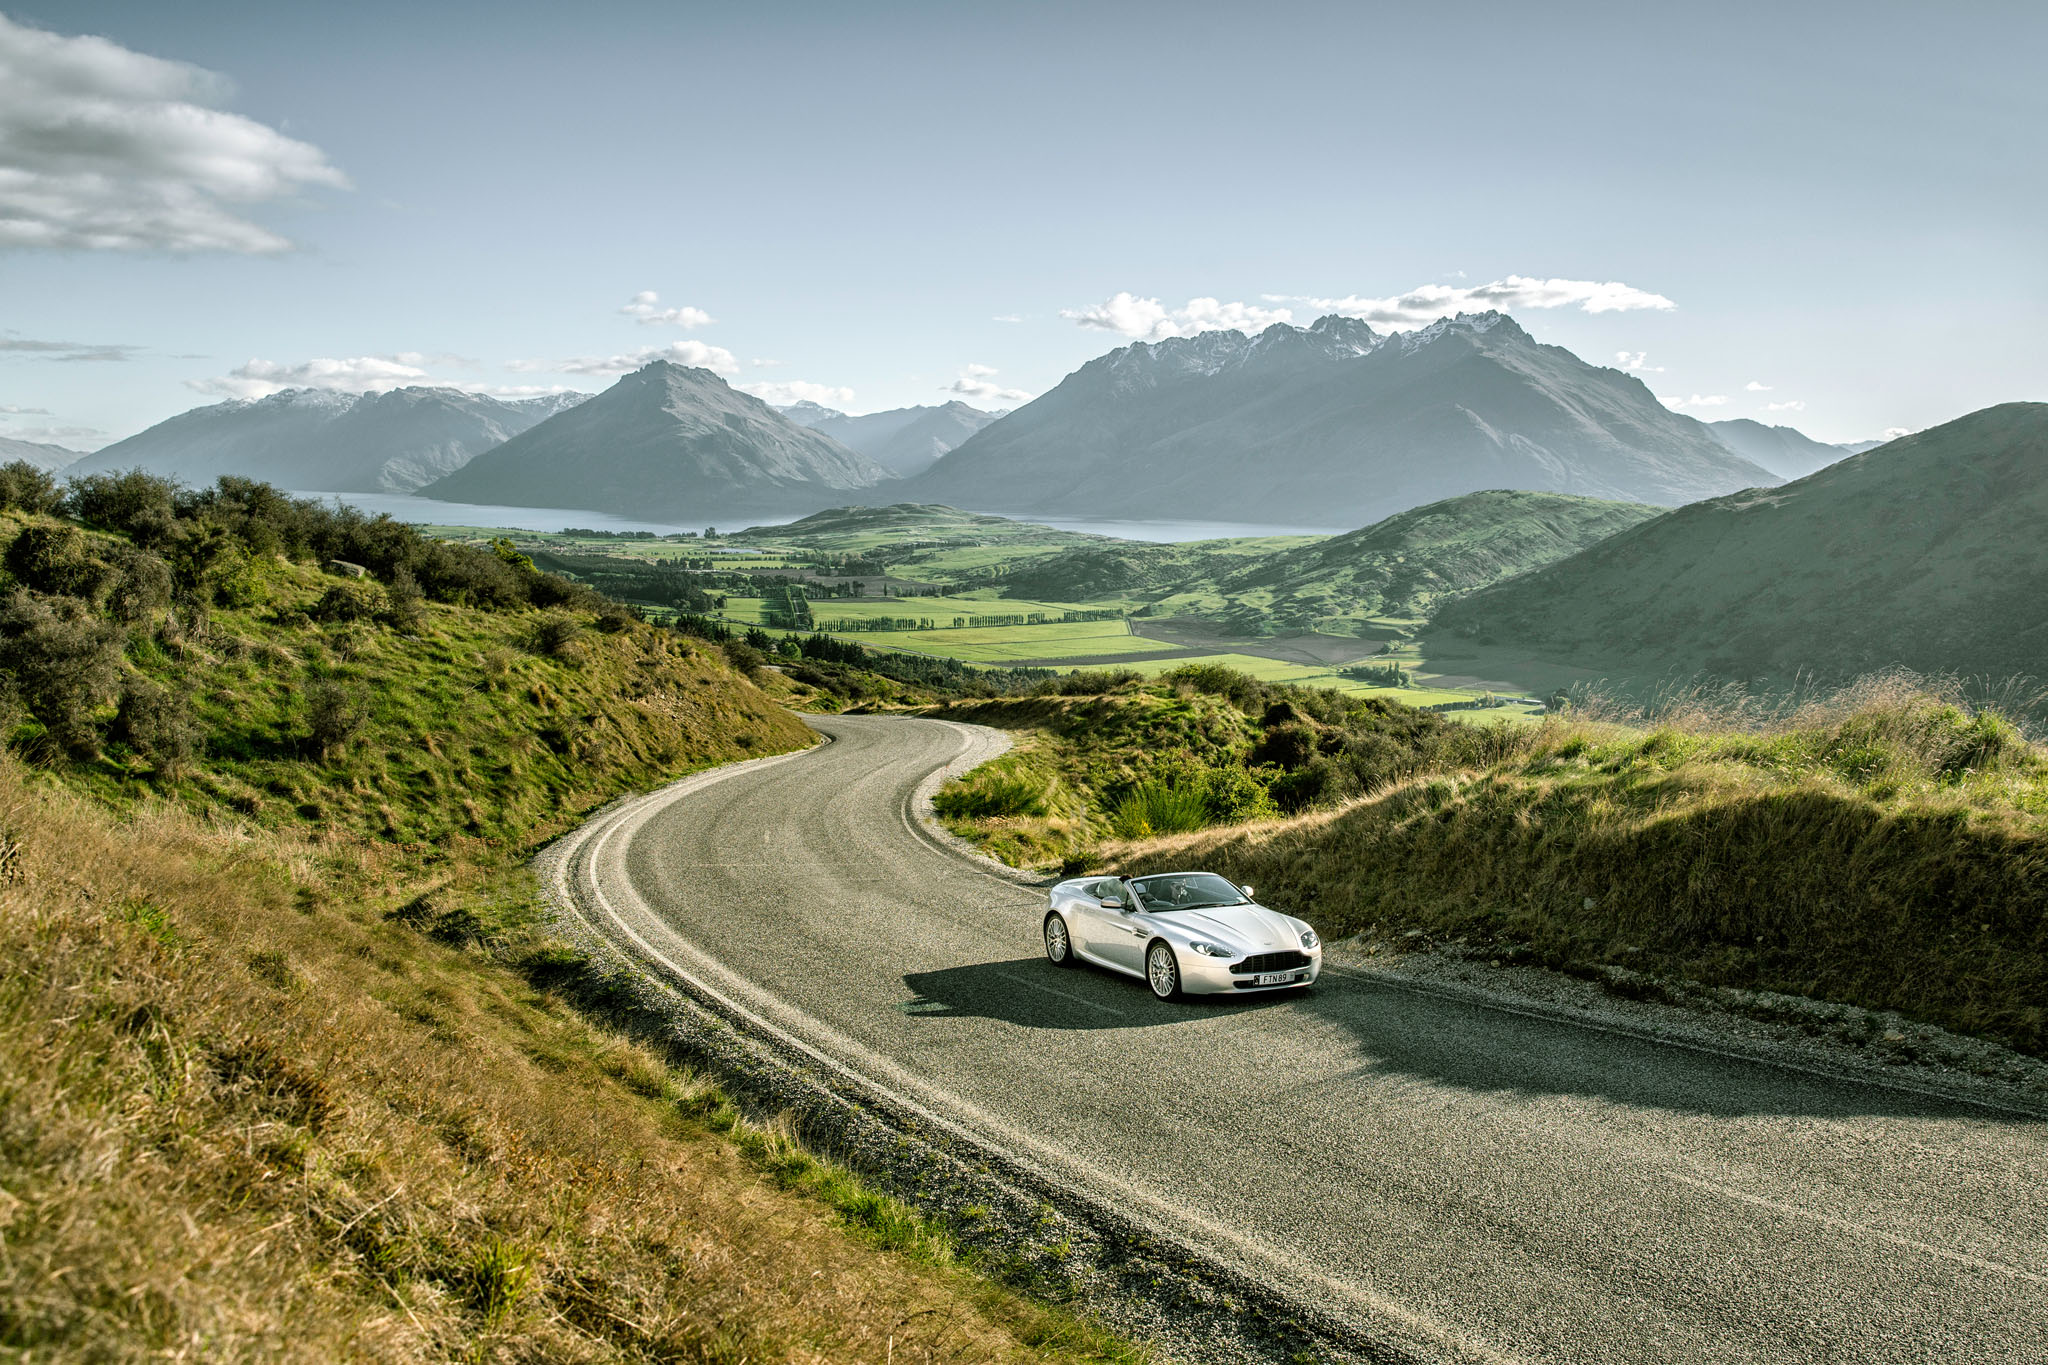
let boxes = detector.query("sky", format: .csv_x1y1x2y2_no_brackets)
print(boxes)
2,0,2043,450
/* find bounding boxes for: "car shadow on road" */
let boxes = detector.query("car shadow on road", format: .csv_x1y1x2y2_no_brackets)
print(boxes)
899,957,1293,1030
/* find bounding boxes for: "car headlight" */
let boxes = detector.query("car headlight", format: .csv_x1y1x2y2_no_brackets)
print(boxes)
1188,941,1231,957
1300,929,1319,950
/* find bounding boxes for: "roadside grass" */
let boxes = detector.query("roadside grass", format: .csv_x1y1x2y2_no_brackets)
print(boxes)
0,758,1143,1362
1102,673,2048,1055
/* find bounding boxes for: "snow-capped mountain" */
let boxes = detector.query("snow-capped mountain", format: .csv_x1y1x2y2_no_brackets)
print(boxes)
423,360,893,520
906,313,1778,524
71,387,591,493
777,401,1003,478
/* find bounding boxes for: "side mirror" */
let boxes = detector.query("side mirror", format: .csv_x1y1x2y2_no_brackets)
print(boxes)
1099,897,1125,911
1241,885,1255,900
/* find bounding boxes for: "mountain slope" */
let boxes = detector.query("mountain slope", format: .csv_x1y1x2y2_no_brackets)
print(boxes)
1433,403,2048,683
1705,418,1851,480
783,402,1002,478
0,436,84,472
424,361,893,520
908,313,1776,524
71,388,589,493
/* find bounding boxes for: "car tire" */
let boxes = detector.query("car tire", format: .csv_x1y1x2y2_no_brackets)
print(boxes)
1044,912,1078,968
1146,939,1182,1001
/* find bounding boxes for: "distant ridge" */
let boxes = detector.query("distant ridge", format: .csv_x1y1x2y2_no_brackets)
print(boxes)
0,436,85,473
778,401,1001,477
1434,403,2048,684
1705,418,1852,481
906,312,1777,524
423,361,894,520
70,387,589,493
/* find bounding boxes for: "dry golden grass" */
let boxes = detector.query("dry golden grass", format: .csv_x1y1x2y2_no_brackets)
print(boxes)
0,761,1142,1362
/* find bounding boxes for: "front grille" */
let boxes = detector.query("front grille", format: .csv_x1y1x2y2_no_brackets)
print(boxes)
1231,950,1310,974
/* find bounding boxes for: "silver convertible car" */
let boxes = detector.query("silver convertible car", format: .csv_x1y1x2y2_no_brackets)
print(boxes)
1042,871,1322,1001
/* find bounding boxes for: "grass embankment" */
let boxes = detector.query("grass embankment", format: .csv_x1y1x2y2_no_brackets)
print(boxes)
1099,676,2048,1056
0,471,1138,1361
929,666,1514,869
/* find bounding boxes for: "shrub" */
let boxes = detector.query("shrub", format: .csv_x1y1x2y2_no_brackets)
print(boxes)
106,549,173,624
1200,764,1277,823
110,676,197,771
0,590,126,756
1267,757,1345,813
721,640,765,675
4,524,116,602
934,771,1048,819
311,581,387,623
382,566,427,633
0,460,61,514
303,681,366,760
529,611,585,658
594,599,639,633
64,470,181,547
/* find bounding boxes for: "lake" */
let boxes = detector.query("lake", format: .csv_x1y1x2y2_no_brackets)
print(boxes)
287,491,1338,544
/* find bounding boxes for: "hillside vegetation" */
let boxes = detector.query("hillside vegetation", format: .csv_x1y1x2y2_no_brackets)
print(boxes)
0,465,1134,1362
937,666,2048,1056
1435,403,2048,691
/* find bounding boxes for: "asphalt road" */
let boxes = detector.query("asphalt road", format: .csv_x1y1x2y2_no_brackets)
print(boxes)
561,714,2048,1365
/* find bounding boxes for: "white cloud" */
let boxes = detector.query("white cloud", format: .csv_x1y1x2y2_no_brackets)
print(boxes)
1764,400,1806,412
945,363,1033,405
2,423,104,447
1614,351,1664,373
0,404,52,415
188,355,432,399
1060,293,1295,341
508,340,739,377
0,335,139,362
1272,275,1677,329
737,379,857,409
991,314,1024,323
0,12,348,252
1745,380,1773,391
749,357,783,368
1658,393,1729,410
1883,426,1915,440
619,290,715,328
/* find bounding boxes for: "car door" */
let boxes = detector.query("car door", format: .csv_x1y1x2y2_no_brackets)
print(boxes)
1068,878,1136,969
1090,882,1150,974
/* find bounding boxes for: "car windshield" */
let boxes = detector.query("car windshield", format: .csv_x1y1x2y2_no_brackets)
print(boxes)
1129,873,1248,912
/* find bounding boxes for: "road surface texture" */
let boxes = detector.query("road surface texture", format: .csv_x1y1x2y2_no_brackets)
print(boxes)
552,714,2047,1365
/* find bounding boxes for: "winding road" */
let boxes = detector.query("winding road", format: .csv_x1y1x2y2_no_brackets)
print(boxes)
553,714,2048,1365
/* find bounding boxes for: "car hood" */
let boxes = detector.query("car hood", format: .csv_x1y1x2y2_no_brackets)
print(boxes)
1168,903,1307,955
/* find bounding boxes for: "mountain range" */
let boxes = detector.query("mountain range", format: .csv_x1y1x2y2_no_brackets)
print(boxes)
1432,405,2048,684
69,387,590,493
0,436,84,473
423,360,892,519
1704,418,1854,481
779,400,1002,478
900,313,1780,525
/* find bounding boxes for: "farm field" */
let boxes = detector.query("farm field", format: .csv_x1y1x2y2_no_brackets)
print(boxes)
822,621,1181,663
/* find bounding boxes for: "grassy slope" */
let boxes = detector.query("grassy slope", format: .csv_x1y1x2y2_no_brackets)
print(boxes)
1433,404,2048,688
0,509,1137,1361
1104,680,2048,1056
1148,490,1663,630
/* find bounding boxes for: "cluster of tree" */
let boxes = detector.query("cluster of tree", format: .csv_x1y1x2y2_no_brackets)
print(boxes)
760,583,813,630
558,528,696,541
526,549,718,614
0,464,625,763
1337,660,1410,687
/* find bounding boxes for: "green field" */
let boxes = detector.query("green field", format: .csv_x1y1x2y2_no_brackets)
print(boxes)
824,621,1180,663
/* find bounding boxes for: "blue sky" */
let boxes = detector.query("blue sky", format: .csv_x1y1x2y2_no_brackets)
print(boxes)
3,0,2043,448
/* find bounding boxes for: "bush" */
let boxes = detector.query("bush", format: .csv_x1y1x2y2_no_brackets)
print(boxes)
106,549,173,625
0,461,61,514
594,598,639,633
304,681,366,760
64,470,180,547
382,566,427,633
1200,764,1277,823
0,590,126,756
4,524,116,602
529,611,585,658
111,676,197,770
721,640,765,675
934,771,1048,819
311,581,387,623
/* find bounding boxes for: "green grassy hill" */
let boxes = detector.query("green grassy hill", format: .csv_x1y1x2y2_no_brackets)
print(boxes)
1152,490,1662,630
1433,404,2048,689
0,467,1133,1362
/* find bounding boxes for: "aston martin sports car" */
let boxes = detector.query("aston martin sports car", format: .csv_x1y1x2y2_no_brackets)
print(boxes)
1042,871,1321,1001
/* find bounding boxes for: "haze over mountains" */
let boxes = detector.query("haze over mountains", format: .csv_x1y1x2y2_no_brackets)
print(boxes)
1704,418,1855,481
778,400,1001,478
424,360,891,519
0,436,84,473
70,387,589,493
1434,404,2048,683
902,312,1779,525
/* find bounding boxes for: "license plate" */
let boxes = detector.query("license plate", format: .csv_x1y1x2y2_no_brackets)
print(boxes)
1256,971,1301,986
